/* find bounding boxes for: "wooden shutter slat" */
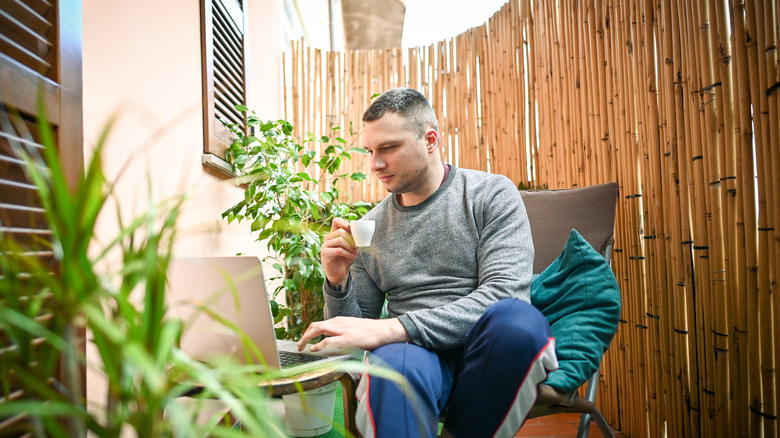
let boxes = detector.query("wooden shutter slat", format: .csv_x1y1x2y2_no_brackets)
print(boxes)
0,252,55,266
0,228,53,251
215,88,243,117
214,69,243,103
0,413,27,432
0,203,47,229
0,0,53,39
0,178,37,192
213,35,242,72
0,33,52,76
0,156,42,186
214,98,241,125
0,390,25,404
213,0,243,40
213,53,243,91
215,99,242,125
23,0,54,17
0,181,41,209
213,39,243,81
0,53,60,123
213,15,242,53
0,128,46,155
0,8,53,51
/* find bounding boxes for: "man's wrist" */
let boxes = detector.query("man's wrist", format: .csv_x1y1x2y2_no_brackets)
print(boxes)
327,275,349,292
387,318,411,343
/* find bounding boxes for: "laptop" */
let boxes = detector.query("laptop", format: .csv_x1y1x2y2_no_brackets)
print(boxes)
167,255,357,372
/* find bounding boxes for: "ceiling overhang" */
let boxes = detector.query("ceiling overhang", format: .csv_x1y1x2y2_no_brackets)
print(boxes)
340,0,406,50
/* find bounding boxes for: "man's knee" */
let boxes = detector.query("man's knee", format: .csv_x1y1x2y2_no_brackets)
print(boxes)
369,343,443,390
468,299,552,353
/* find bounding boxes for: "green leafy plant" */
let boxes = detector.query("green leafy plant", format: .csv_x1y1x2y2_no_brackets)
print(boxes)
0,106,286,437
222,106,372,340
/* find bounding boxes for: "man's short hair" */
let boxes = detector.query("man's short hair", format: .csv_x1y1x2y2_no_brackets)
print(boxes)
362,88,439,139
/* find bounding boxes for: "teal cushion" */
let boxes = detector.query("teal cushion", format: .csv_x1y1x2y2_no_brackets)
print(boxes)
531,229,621,394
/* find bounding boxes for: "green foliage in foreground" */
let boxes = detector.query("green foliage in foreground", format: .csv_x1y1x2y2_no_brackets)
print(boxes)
0,107,288,437
222,107,373,340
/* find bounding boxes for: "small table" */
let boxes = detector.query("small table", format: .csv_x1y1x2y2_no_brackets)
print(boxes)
175,364,359,437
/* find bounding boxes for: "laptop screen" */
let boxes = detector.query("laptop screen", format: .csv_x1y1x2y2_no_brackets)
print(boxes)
167,256,282,368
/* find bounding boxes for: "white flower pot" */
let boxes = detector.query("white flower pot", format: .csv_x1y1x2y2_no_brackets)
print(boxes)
282,381,338,437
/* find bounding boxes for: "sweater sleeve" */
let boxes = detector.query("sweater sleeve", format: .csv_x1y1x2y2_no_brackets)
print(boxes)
323,252,386,319
396,179,534,350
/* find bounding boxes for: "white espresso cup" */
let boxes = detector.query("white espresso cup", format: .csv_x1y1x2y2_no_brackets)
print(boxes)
350,220,375,247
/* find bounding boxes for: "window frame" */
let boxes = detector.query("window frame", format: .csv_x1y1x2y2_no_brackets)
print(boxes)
200,0,247,169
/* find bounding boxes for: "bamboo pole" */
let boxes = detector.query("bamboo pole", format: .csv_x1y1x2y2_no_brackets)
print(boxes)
764,0,780,431
659,1,695,435
745,0,778,435
598,0,631,429
692,0,732,432
525,1,540,188
634,1,669,435
657,2,684,435
609,3,631,433
750,0,779,434
627,2,651,432
680,0,718,434
623,2,659,435
708,0,747,433
729,0,762,434
573,1,590,188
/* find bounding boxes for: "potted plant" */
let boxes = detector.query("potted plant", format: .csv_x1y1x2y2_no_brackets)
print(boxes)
220,106,371,436
221,106,372,341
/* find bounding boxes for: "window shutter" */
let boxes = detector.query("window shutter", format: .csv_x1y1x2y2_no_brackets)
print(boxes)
0,0,83,434
201,0,246,159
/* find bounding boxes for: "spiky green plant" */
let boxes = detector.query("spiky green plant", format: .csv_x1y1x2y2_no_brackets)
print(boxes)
0,104,286,437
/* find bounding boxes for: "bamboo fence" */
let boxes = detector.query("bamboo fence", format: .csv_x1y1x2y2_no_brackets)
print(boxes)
283,0,779,436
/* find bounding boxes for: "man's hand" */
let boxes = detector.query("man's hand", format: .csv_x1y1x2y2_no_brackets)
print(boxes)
321,218,358,288
297,317,411,352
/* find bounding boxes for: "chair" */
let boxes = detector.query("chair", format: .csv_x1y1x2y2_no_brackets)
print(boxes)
520,182,619,438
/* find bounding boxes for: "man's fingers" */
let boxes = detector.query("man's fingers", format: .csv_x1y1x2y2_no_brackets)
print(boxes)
297,323,322,350
309,337,333,352
323,233,357,254
297,320,340,350
330,217,350,232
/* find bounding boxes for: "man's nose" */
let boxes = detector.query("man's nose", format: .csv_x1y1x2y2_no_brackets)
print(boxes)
370,155,385,172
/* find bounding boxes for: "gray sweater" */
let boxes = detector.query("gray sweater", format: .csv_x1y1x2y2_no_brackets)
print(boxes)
323,166,534,350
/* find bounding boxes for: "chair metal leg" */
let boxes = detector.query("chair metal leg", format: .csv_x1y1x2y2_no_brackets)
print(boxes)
589,409,616,438
576,371,604,438
577,413,593,438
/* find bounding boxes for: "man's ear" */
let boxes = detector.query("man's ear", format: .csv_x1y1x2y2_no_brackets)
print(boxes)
425,128,438,153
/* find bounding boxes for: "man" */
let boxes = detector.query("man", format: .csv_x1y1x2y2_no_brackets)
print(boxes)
297,88,557,437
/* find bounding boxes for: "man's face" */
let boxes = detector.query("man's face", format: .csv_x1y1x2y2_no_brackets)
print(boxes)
363,112,431,195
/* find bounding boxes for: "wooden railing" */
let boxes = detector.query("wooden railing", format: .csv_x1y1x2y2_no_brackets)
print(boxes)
284,1,780,437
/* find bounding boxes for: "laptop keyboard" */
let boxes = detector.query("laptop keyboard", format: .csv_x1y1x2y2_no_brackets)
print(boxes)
279,351,328,368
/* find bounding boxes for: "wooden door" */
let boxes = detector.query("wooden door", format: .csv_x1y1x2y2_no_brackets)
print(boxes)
0,0,83,435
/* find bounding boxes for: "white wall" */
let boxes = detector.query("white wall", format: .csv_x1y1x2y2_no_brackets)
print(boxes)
82,0,289,415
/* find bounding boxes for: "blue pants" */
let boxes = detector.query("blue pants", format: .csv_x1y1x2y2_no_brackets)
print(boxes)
355,298,558,438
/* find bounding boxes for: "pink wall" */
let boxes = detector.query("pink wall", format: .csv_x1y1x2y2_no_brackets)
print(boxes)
83,0,287,257
82,0,290,413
